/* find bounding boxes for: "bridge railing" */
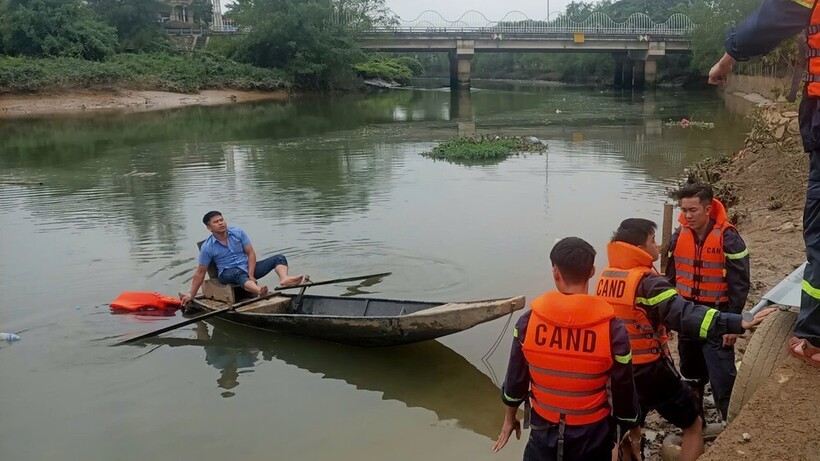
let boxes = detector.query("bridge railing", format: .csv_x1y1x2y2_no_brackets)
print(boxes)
365,10,694,36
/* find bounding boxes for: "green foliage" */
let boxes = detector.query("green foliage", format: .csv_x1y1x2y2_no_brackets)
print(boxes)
191,0,214,27
85,0,167,52
422,136,547,162
0,52,288,93
206,35,245,60
0,0,119,60
451,52,613,83
225,0,384,90
353,55,422,83
394,56,424,76
676,0,761,74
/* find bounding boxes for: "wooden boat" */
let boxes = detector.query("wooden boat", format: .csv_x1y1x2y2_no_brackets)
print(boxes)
190,293,526,347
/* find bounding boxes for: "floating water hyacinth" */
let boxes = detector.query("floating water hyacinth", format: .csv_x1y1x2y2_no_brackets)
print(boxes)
664,118,715,129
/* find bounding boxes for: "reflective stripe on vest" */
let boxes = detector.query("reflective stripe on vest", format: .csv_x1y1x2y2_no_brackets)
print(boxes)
675,283,728,299
531,399,610,417
673,219,731,305
530,380,608,397
529,364,609,380
521,291,614,426
795,0,814,10
672,256,724,269
806,4,820,96
595,259,669,365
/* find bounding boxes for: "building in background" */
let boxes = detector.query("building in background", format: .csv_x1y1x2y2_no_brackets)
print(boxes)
164,0,224,29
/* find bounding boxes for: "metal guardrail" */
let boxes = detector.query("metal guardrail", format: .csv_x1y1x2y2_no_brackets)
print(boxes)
166,11,696,38
358,10,695,37
162,26,249,35
164,28,208,36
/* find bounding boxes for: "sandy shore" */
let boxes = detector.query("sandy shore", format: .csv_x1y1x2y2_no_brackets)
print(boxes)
0,89,289,118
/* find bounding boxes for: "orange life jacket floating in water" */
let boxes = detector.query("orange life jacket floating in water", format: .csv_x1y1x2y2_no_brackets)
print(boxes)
110,292,182,315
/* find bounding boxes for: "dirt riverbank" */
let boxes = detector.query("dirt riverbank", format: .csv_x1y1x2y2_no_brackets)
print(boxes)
646,103,820,460
696,104,820,461
0,89,289,118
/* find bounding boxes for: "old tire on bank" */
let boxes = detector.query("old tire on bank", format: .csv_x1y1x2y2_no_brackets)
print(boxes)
727,309,797,422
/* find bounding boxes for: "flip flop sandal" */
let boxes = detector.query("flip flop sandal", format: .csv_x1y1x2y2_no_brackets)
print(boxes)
787,337,820,368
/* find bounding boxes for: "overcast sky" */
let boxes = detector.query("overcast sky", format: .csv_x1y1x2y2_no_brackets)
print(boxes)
219,1,574,21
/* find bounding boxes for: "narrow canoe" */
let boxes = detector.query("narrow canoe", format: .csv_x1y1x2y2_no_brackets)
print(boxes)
190,294,526,347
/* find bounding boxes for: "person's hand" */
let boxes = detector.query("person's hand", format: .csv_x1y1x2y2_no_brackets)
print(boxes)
179,292,192,306
492,416,521,452
741,307,778,330
708,53,736,86
722,333,738,347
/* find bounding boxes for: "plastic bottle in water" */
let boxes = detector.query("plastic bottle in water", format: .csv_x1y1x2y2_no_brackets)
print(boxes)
0,333,20,342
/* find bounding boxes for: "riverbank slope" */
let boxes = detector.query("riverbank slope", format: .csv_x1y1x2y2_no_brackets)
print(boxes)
691,104,820,460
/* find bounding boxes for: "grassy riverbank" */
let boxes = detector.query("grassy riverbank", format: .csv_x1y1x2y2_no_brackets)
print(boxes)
0,52,289,94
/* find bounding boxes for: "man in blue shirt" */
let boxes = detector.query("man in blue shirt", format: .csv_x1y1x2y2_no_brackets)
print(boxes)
180,211,307,305
708,0,820,367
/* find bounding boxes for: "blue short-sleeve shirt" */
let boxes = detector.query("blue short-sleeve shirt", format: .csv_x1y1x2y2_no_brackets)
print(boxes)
198,227,252,275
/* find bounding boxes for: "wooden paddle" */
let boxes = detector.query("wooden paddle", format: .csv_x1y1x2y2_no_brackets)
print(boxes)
115,272,392,345
274,272,392,291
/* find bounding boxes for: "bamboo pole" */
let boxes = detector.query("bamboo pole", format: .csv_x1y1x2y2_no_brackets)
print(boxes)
660,202,674,273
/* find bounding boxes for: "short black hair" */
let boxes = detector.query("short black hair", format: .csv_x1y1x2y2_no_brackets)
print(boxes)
611,218,657,246
550,237,596,285
202,210,222,225
675,183,713,205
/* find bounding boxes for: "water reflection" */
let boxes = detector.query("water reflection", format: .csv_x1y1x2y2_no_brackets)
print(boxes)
194,323,260,397
145,321,504,439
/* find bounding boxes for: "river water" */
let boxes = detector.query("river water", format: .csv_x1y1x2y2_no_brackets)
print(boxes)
0,82,748,461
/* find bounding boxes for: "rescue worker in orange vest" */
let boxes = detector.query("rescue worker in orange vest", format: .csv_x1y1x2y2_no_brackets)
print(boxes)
595,219,773,461
708,0,820,367
666,184,750,422
493,237,642,461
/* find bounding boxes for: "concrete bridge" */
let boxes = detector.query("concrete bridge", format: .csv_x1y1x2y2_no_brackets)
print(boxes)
360,11,695,89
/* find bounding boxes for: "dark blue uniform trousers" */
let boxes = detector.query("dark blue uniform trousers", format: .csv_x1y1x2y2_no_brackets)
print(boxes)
799,149,820,347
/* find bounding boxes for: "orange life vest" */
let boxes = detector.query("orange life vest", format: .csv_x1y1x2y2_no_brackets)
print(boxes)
110,292,182,314
521,291,614,426
673,198,732,306
595,241,670,365
808,5,820,97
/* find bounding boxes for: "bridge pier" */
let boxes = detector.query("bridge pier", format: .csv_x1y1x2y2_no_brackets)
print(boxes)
450,88,473,120
448,40,475,89
644,60,658,88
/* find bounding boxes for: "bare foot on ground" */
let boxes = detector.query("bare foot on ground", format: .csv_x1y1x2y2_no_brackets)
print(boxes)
258,285,269,297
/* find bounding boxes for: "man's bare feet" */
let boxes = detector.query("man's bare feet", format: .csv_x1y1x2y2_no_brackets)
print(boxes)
281,275,308,287
258,285,269,297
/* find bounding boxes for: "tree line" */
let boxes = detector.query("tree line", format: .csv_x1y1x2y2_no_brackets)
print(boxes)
0,0,422,91
0,0,795,91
